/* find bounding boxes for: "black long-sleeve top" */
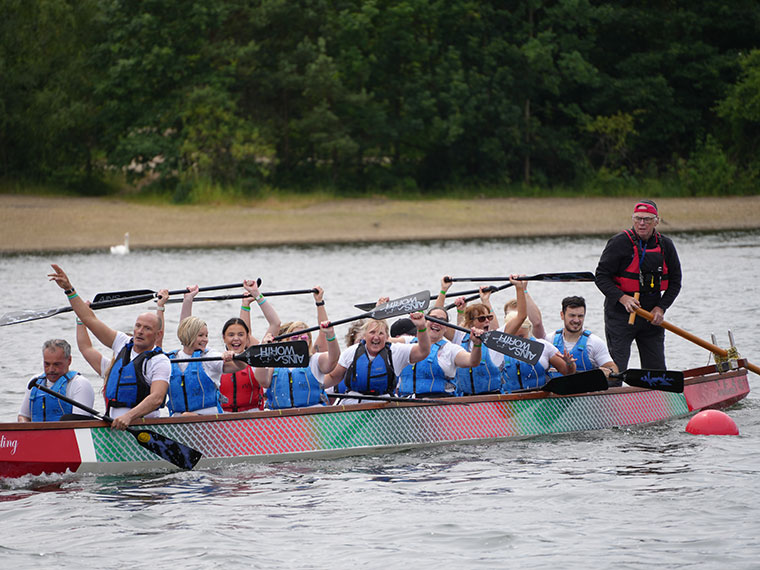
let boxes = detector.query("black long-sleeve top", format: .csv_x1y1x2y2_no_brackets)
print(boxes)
595,229,682,313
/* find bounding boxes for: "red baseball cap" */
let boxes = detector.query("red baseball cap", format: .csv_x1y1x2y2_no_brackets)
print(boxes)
633,200,658,216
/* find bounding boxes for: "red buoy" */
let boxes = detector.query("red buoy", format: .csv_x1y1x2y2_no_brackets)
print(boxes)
685,410,739,436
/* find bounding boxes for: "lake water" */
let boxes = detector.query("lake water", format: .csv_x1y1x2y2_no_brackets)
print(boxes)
1,231,759,569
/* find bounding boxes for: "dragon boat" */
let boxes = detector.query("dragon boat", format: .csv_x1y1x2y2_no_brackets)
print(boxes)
0,362,750,480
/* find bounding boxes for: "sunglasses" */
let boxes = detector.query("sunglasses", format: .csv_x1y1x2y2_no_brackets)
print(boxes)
475,314,494,323
632,216,656,224
292,334,310,341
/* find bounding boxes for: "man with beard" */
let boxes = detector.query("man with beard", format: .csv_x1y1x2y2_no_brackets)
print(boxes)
547,296,618,380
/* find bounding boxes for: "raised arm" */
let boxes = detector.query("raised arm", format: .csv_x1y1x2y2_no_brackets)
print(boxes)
524,289,545,340
76,303,105,375
243,279,281,344
155,288,168,348
503,275,529,336
434,275,453,308
479,286,500,330
48,264,117,349
179,285,199,323
408,312,431,363
312,286,328,354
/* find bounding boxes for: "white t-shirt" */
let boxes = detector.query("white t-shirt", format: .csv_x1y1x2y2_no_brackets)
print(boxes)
334,342,416,404
536,338,560,371
397,336,465,378
545,330,613,368
19,372,95,420
168,347,225,416
108,332,171,419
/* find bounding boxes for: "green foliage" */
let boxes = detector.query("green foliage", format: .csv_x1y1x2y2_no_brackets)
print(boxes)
2,0,760,195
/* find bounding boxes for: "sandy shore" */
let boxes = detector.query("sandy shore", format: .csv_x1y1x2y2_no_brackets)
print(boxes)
2,194,759,253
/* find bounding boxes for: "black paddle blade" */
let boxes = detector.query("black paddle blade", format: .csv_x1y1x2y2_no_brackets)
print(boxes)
616,369,684,393
93,289,156,303
542,370,608,395
236,340,310,368
128,427,202,470
482,330,543,366
369,290,431,319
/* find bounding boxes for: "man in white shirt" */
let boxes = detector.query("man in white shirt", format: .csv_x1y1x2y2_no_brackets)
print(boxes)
547,296,618,380
48,264,171,429
18,339,95,422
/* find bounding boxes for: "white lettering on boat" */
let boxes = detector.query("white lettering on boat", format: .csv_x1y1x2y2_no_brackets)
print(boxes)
257,344,307,366
0,435,18,455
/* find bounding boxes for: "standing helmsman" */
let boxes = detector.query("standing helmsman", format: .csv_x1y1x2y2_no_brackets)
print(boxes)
18,339,95,422
595,200,682,370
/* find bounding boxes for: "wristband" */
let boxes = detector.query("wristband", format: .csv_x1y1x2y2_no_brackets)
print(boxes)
256,293,264,301
64,288,75,295
257,298,267,306
241,305,251,312
156,306,165,312
417,327,427,333
76,319,83,325
67,292,79,300
326,335,336,342
473,343,482,347
315,300,325,306
439,289,447,295
456,309,464,314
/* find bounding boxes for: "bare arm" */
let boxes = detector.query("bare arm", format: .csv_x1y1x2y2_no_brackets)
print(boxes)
179,285,198,323
77,314,105,375
244,279,281,344
434,275,452,308
408,312,431,363
111,380,169,430
49,264,117,348
503,276,528,336
524,290,545,340
323,364,347,389
453,327,484,368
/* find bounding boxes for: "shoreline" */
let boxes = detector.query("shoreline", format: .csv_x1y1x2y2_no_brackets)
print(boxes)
2,194,760,253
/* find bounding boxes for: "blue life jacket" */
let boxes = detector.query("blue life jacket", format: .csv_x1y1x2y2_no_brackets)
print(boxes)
267,363,328,409
398,340,448,396
454,334,502,395
501,338,546,392
552,329,594,372
29,371,77,422
338,340,396,395
167,350,223,414
105,341,163,412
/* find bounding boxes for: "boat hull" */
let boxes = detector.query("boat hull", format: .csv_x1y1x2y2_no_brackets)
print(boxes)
0,365,750,479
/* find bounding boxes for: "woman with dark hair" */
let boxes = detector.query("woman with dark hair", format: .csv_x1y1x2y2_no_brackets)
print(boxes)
182,279,281,412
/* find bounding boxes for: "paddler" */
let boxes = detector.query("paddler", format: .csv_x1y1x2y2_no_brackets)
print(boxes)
48,264,171,429
18,339,95,422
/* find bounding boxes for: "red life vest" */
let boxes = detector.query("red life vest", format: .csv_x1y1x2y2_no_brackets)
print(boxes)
219,366,263,412
613,230,670,294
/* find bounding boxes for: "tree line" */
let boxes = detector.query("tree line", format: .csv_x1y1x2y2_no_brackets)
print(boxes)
2,0,759,197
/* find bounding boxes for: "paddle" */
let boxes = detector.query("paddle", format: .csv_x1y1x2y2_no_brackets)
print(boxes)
274,290,431,341
27,379,202,470
424,315,542,366
353,286,499,312
610,369,684,393
330,392,467,406
92,278,262,304
163,288,318,304
172,340,311,368
443,271,596,283
0,291,156,327
540,369,609,395
632,307,760,376
444,282,513,310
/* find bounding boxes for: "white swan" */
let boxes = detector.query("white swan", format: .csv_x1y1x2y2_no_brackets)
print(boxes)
110,232,130,255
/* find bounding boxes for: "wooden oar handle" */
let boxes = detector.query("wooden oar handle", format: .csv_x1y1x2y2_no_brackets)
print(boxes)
628,293,640,325
633,307,760,376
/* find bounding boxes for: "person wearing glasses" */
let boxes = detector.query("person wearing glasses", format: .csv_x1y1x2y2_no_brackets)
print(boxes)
595,200,682,370
254,287,340,409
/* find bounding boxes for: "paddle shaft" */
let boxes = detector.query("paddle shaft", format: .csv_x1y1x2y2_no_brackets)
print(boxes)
445,282,513,310
633,307,760,376
165,288,318,304
444,271,595,283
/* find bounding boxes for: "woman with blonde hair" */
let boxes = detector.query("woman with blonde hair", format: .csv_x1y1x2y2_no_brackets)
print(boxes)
166,315,243,416
255,287,340,409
